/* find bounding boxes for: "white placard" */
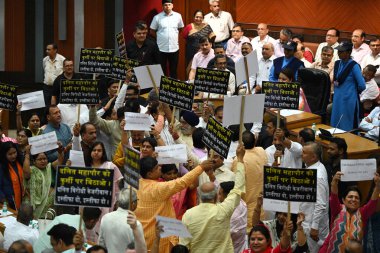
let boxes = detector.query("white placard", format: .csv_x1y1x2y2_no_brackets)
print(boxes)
155,144,188,164
222,94,265,126
134,64,164,89
124,112,152,131
263,199,300,214
156,215,192,238
69,150,85,167
340,159,377,182
235,50,259,87
17,91,45,111
28,132,58,155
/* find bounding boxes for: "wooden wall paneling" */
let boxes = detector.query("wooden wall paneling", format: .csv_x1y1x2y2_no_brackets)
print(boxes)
104,0,115,50
236,0,380,35
84,0,105,48
54,0,75,60
4,0,25,71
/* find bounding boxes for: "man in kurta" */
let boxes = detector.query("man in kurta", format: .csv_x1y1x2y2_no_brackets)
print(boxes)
232,131,267,230
134,156,217,253
179,144,246,252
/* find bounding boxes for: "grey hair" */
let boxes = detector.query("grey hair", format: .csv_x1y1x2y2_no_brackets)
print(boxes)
118,188,137,210
280,28,293,39
209,0,219,4
264,42,274,51
304,141,322,160
199,187,217,202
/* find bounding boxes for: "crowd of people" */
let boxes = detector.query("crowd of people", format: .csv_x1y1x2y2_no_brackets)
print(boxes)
1,0,380,252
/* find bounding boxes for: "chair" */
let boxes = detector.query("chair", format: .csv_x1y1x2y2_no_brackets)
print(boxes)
298,68,331,123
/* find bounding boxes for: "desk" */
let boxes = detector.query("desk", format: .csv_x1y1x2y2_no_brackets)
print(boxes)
265,110,321,130
0,205,17,235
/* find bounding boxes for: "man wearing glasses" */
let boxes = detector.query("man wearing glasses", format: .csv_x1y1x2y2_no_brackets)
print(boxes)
361,38,380,84
225,23,250,62
315,28,340,62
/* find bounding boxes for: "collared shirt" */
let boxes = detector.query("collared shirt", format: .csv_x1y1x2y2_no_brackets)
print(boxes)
361,53,380,81
359,106,380,140
4,222,39,250
198,164,236,186
57,104,89,131
126,38,161,65
180,162,245,253
351,43,371,64
360,79,379,102
251,55,276,87
226,36,251,61
150,11,184,53
191,49,215,70
273,39,285,58
204,11,234,43
251,35,276,60
231,199,247,253
43,122,72,162
98,208,145,253
299,161,329,253
265,141,303,168
314,42,339,62
43,54,65,85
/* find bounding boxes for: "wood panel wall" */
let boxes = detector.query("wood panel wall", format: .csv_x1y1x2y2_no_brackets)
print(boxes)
84,0,105,48
236,0,380,35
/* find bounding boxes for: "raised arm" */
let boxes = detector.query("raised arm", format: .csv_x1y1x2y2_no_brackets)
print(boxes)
252,193,263,227
16,103,23,131
127,211,147,253
52,142,65,169
22,145,32,180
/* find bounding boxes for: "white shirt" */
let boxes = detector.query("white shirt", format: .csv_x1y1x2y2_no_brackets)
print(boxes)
361,53,380,81
150,11,184,53
265,141,303,168
360,79,379,102
299,161,329,253
301,58,313,68
204,11,234,43
198,164,235,186
57,104,89,131
4,222,39,250
98,208,145,253
359,106,380,140
314,42,339,63
351,43,371,65
251,35,276,60
43,53,65,85
251,55,276,87
273,39,285,58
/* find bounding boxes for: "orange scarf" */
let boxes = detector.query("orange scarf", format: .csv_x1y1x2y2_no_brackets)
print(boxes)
8,162,24,210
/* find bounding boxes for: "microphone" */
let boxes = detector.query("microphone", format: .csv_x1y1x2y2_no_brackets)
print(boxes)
332,114,344,135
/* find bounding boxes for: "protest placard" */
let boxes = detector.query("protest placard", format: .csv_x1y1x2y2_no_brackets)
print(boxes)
0,83,17,111
69,150,85,167
124,146,141,189
341,159,377,182
159,76,195,111
60,80,99,104
156,216,192,238
222,94,265,126
124,112,152,131
155,144,188,164
262,81,300,109
194,67,229,95
17,91,45,111
263,199,301,214
28,132,58,155
127,59,140,70
116,29,127,58
79,48,114,74
55,166,114,208
109,56,128,81
134,64,164,89
202,117,233,159
264,166,317,203
235,50,259,88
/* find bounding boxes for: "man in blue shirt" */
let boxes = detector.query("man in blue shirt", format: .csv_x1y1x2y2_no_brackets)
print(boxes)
269,41,304,81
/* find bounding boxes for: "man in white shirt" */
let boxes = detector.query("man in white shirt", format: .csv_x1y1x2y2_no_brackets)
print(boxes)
188,36,215,80
43,43,65,106
225,24,250,62
251,23,276,60
359,106,380,141
351,29,371,64
314,28,340,62
47,224,82,253
204,0,234,46
361,38,380,84
98,189,146,253
300,142,329,253
265,128,302,168
3,203,39,250
273,28,292,58
150,0,184,79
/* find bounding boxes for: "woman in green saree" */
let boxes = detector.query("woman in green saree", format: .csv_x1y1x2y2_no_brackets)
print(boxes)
22,142,64,219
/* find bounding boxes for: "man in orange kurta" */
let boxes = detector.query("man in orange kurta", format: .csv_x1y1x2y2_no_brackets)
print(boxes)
134,156,216,253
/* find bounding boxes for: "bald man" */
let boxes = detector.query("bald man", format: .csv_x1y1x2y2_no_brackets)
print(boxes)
251,23,276,60
351,29,371,64
180,145,246,253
